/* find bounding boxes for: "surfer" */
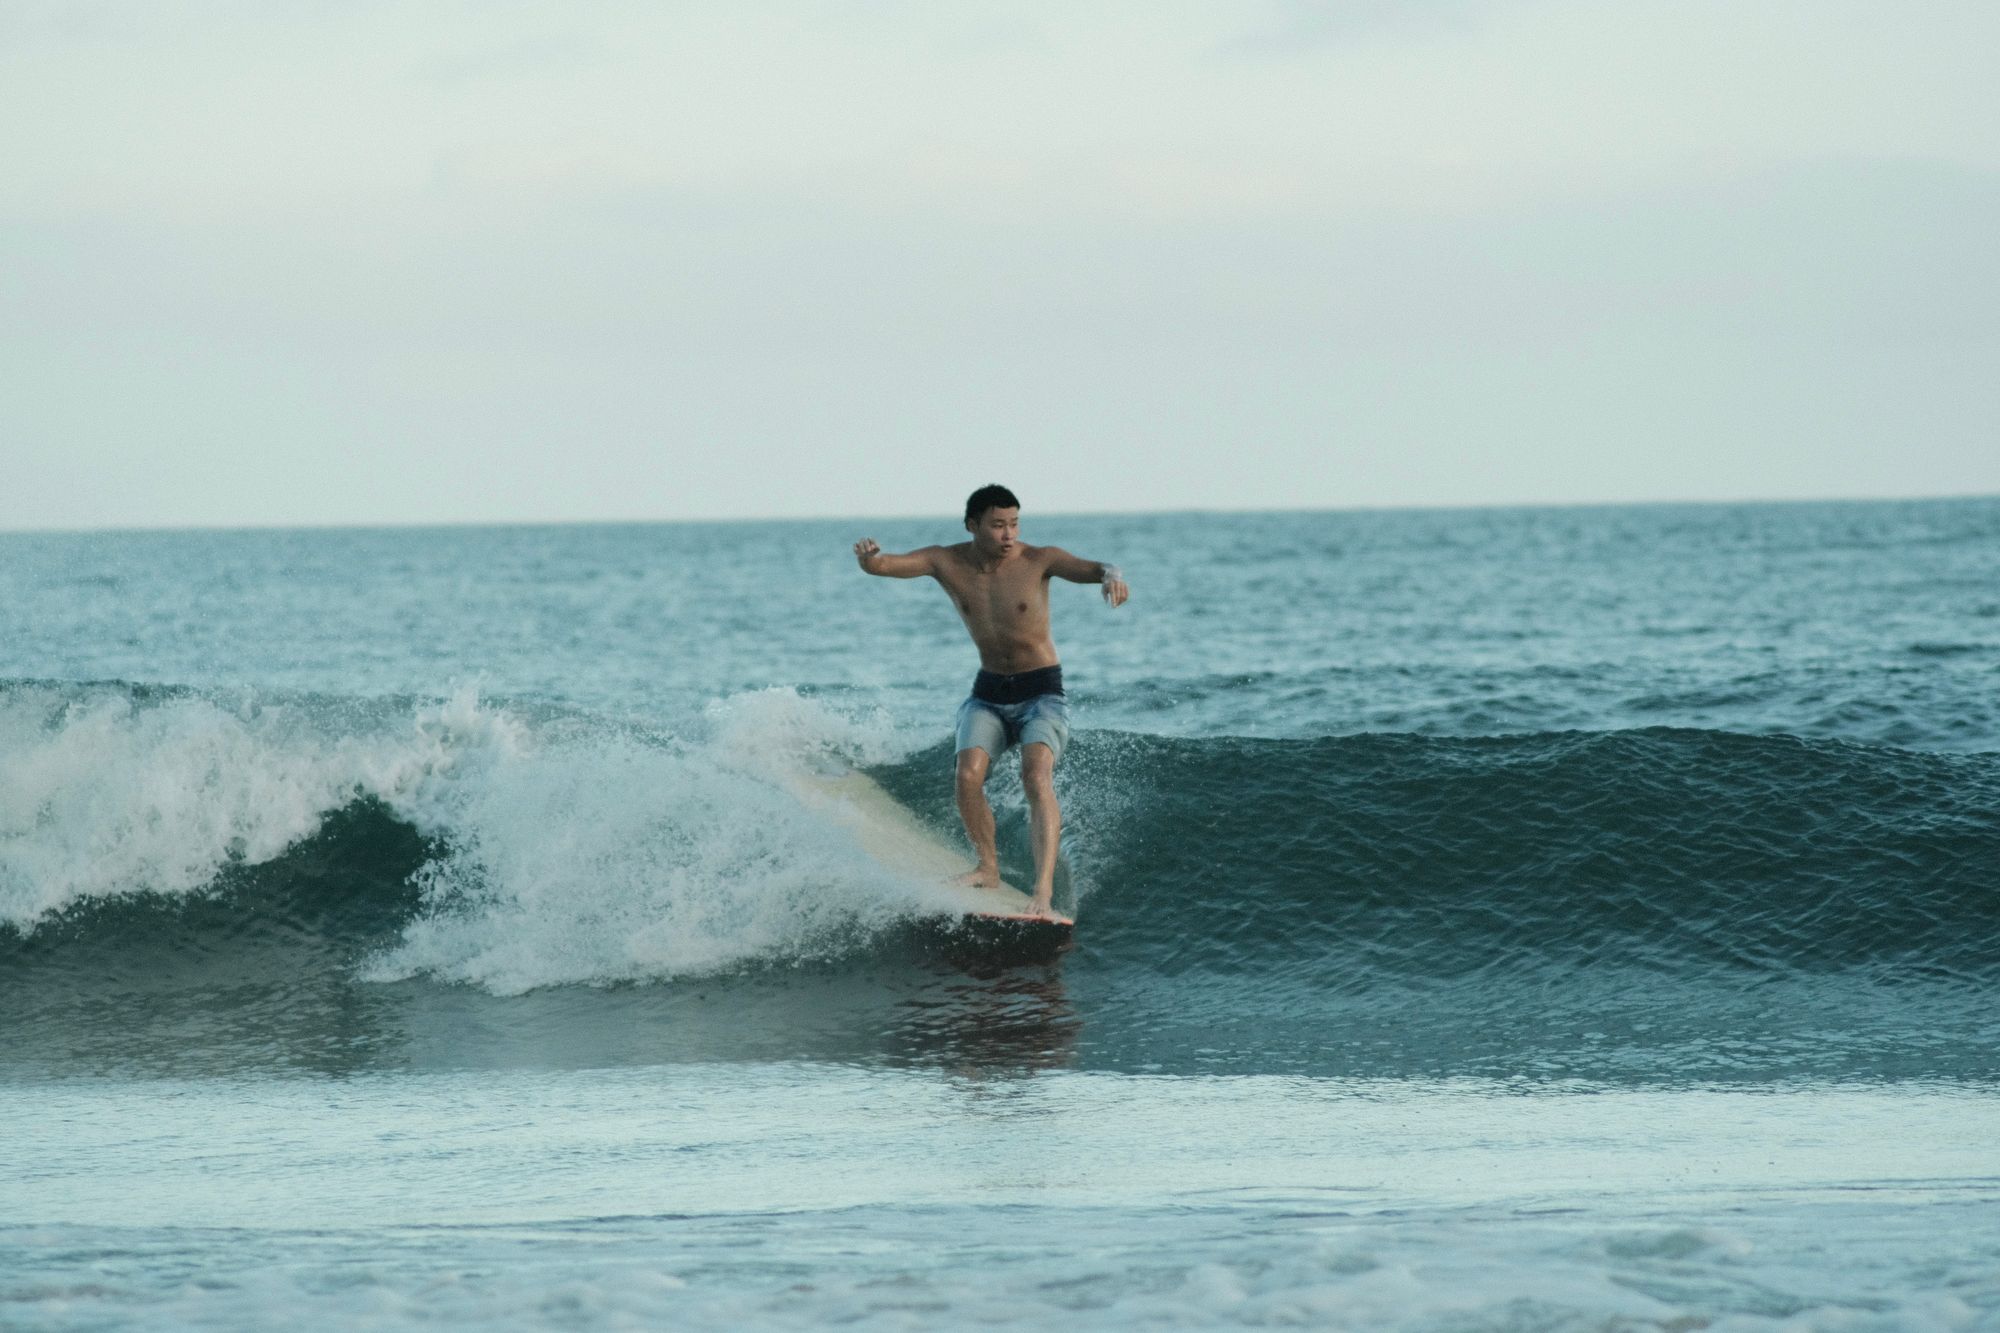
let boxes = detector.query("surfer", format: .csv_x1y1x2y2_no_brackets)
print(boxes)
853,484,1129,919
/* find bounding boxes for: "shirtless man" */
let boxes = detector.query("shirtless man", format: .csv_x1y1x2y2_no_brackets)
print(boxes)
853,484,1129,918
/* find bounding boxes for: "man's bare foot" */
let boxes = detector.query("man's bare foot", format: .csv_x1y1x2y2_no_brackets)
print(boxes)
953,866,1003,889
1028,894,1060,920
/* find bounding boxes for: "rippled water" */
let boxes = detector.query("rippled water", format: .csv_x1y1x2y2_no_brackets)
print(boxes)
4,498,1998,1328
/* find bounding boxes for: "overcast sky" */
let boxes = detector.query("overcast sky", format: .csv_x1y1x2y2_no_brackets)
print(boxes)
3,0,1995,529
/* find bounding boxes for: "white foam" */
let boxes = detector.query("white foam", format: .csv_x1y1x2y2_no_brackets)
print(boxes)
3,682,941,990
0,684,436,927
367,690,934,993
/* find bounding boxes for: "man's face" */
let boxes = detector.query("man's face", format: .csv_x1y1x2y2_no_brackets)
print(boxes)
966,506,1021,556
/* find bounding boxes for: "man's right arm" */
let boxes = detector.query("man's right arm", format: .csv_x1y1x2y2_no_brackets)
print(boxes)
853,539,939,578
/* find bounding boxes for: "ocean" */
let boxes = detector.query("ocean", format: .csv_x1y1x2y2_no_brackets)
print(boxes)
3,498,1998,1329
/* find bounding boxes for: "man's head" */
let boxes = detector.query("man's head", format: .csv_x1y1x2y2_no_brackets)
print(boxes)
964,483,1021,556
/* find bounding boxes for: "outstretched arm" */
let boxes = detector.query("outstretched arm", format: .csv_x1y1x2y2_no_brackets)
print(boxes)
853,539,940,578
1044,547,1129,607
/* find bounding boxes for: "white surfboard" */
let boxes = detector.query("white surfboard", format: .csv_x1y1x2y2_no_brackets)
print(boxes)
790,769,1076,930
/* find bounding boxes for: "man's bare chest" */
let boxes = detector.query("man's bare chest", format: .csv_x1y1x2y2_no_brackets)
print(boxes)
940,565,1047,622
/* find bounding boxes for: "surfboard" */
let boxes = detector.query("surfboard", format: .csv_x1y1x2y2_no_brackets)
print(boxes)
790,769,1075,961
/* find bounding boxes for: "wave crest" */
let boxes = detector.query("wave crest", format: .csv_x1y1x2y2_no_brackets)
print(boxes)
0,682,511,926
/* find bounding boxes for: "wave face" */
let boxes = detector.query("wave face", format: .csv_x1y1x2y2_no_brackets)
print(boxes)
5,677,1997,1080
995,727,2000,980
868,727,2000,1082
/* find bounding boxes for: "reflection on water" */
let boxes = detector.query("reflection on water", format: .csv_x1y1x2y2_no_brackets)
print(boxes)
883,966,1080,1077
3,906,1085,1079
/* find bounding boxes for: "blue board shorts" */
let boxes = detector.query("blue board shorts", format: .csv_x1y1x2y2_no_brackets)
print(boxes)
955,667,1071,765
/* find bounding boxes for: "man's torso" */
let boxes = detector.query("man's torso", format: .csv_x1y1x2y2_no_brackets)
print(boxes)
933,542,1059,675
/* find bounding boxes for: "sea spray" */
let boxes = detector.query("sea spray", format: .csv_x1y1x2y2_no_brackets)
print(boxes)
365,690,935,992
0,682,409,926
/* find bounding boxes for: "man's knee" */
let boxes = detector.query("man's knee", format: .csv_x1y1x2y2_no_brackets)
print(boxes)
1020,745,1057,800
955,748,991,790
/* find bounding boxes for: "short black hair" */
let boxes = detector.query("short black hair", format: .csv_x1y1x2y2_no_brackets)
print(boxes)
965,484,1020,524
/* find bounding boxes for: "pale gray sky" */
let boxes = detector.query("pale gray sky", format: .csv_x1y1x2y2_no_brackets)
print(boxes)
4,0,1995,529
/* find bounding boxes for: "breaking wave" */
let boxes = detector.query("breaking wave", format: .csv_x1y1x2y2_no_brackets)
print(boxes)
6,679,1997,998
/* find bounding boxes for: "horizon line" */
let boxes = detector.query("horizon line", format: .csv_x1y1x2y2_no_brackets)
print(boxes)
3,488,1996,538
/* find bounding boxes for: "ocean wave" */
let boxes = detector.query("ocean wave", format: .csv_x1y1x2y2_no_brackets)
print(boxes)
0,680,960,993
0,679,510,926
7,678,1997,995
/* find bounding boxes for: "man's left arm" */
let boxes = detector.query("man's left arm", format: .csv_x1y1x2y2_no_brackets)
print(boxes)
1044,547,1129,608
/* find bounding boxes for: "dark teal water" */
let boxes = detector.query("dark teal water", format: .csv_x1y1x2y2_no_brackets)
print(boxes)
4,499,1998,1328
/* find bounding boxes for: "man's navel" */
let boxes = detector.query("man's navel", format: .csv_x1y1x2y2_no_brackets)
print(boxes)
1016,602,1028,613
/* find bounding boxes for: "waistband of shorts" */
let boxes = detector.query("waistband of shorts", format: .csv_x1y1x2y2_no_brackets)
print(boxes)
972,665,1064,705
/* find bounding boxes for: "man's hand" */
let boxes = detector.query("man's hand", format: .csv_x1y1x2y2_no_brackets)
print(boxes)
1101,564,1129,608
853,537,881,572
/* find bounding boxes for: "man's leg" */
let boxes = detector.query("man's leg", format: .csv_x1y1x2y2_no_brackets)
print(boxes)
1020,742,1060,916
954,745,1001,888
